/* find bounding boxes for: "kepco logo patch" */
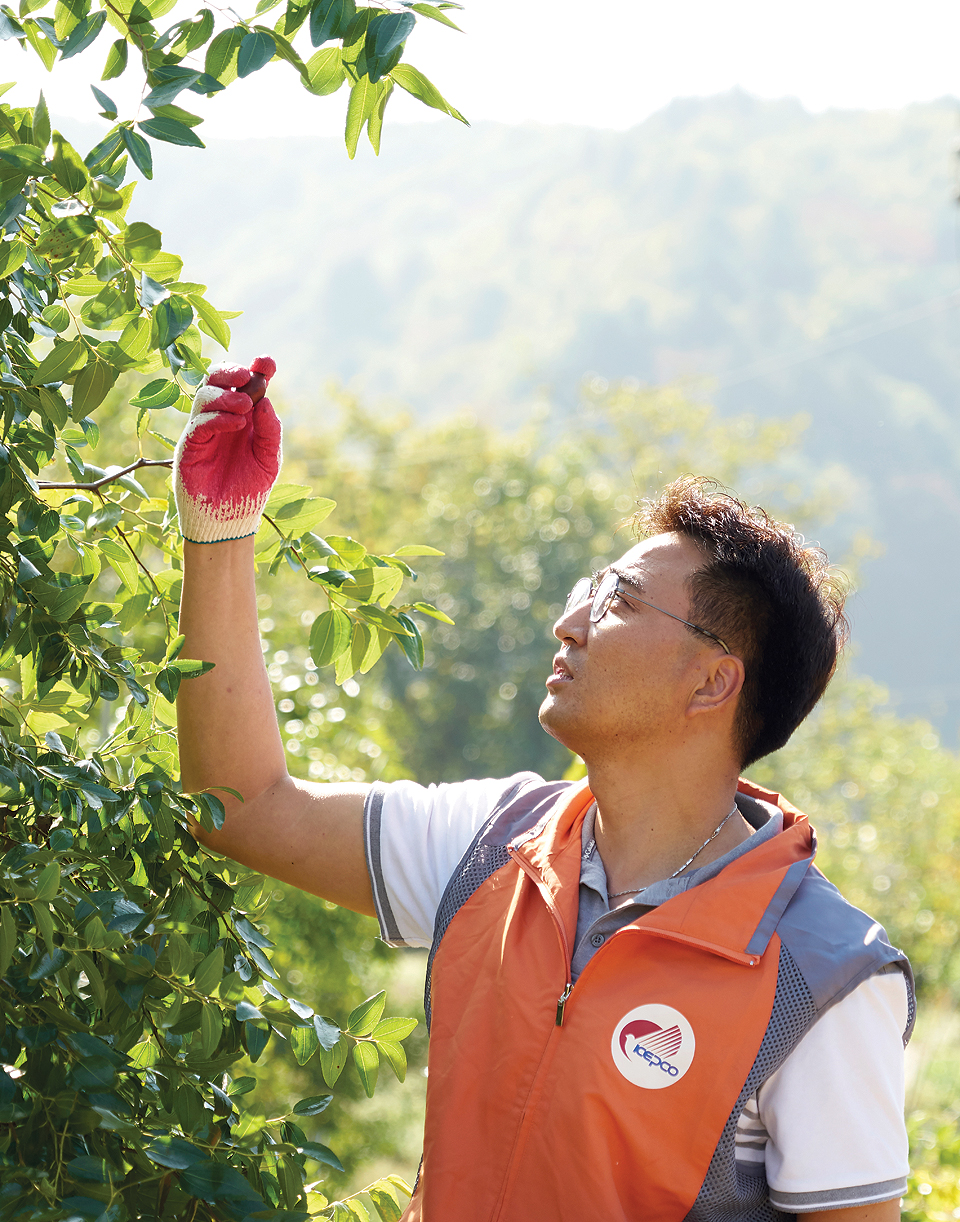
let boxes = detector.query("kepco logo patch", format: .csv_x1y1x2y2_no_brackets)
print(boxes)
611,1003,696,1089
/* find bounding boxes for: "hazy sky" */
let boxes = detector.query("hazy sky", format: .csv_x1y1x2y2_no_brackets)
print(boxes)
1,0,959,138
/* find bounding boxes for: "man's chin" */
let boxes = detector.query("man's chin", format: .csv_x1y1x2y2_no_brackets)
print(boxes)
538,696,573,747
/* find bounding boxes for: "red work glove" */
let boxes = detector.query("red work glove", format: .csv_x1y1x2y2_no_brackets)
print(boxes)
172,355,281,544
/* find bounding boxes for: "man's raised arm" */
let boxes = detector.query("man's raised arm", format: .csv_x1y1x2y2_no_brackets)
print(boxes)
174,358,374,916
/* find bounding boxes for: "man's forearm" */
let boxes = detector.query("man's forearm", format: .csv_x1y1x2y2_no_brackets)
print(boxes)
177,536,287,816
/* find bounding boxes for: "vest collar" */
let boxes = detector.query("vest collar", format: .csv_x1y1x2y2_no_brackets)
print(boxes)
512,778,816,966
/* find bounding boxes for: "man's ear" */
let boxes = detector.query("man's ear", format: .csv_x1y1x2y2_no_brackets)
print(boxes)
687,654,745,718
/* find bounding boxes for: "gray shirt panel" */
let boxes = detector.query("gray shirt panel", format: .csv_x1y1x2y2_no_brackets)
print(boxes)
570,795,783,982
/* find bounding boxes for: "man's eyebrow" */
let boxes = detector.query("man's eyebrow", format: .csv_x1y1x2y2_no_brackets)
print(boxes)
609,566,646,593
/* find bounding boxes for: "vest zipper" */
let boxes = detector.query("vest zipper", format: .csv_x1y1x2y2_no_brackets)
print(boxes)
555,982,573,1026
492,848,575,1221
509,847,573,1013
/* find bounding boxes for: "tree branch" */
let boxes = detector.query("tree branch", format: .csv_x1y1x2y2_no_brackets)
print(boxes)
36,457,173,493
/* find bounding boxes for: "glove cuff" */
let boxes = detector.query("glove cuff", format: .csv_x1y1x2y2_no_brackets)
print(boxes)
177,489,269,545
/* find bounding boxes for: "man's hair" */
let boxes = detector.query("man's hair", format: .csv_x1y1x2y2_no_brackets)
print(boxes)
633,475,848,768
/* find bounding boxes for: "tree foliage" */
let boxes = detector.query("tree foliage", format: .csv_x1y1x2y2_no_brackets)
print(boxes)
0,2,466,1215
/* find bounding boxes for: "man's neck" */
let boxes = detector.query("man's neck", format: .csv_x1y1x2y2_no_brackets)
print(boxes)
586,747,753,895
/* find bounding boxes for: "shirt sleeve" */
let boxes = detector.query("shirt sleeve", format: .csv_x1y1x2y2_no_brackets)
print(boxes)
759,968,910,1214
363,776,526,949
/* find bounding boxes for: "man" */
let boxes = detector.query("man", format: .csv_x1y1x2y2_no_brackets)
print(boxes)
175,358,912,1222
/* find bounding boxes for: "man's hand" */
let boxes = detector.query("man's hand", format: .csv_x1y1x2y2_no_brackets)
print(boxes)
173,355,281,543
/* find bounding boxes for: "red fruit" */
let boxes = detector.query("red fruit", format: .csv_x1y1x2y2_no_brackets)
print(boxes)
241,371,267,405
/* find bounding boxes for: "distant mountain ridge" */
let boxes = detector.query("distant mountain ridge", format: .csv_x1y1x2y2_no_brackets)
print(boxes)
61,92,960,739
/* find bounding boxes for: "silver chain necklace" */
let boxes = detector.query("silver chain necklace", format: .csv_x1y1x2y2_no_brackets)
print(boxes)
607,801,740,899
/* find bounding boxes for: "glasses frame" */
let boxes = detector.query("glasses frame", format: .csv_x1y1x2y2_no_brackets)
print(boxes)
565,570,731,654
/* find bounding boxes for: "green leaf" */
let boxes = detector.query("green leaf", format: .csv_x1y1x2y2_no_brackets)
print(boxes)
237,28,275,76
188,293,230,349
121,126,153,179
0,240,27,278
243,1020,270,1062
23,20,57,70
142,67,201,109
292,1092,333,1116
366,78,392,155
299,1141,344,1172
139,115,204,148
410,2,462,31
193,945,223,995
130,377,180,408
309,607,352,667
0,905,16,978
154,295,193,347
345,75,376,159
368,10,413,59
204,26,244,85
98,536,139,592
33,861,60,901
91,84,117,118
309,0,355,46
347,989,386,1036
304,45,345,95
118,314,152,360
33,89,50,147
32,338,86,385
140,250,183,283
145,1136,210,1170
376,1038,406,1082
372,1016,417,1040
389,62,467,123
199,1002,223,1057
0,143,43,170
318,1035,348,1086
29,945,69,980
50,130,88,192
59,8,105,58
41,301,72,333
101,36,127,80
156,667,180,702
344,566,403,606
325,534,367,565
395,612,424,669
72,357,118,416
66,1156,111,1183
290,1022,319,1065
314,1015,341,1050
367,1179,406,1222
352,1040,379,1097
393,544,444,557
411,601,454,624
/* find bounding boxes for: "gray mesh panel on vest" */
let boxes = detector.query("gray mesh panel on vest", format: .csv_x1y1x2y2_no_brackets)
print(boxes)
424,842,511,1028
685,943,816,1222
423,775,568,1029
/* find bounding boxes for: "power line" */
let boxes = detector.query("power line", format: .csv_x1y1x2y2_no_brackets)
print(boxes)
700,289,960,391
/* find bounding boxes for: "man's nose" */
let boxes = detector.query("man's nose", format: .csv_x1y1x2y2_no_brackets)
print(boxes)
553,602,589,645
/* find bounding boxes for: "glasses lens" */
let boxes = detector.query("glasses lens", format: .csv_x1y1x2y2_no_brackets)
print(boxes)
590,571,619,623
565,577,594,613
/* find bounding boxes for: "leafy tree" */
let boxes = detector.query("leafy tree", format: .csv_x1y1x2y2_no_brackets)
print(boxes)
0,1,465,1216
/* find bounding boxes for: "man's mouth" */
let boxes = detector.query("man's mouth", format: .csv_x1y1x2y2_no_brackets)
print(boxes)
547,655,574,685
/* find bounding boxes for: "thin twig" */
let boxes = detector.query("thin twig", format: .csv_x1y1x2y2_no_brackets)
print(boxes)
36,457,173,492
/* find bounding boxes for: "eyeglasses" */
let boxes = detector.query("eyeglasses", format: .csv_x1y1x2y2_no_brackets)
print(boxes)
564,570,731,654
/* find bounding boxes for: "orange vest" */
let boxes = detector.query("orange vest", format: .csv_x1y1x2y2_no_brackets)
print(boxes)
405,780,825,1222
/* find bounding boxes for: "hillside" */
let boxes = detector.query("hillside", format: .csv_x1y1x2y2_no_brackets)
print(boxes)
63,92,960,740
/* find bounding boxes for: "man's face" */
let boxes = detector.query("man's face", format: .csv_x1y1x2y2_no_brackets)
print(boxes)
539,532,715,760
